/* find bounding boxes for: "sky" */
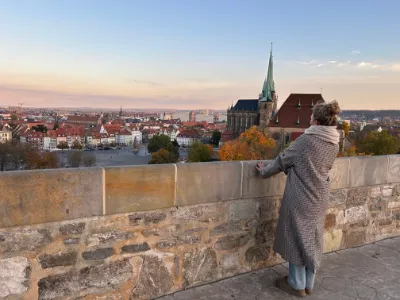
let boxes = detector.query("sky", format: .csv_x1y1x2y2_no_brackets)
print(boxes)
0,0,399,110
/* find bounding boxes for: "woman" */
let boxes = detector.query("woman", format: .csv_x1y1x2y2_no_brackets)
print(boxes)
256,100,341,297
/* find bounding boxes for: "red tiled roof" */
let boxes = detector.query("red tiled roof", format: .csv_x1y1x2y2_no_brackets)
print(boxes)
269,93,324,129
66,115,99,123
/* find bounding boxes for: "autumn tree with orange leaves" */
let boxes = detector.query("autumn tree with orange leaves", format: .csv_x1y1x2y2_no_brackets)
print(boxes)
219,126,276,161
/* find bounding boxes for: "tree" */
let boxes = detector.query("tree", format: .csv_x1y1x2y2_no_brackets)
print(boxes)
358,131,399,156
149,149,178,164
68,151,83,167
32,124,48,133
109,142,117,148
71,140,83,150
148,135,173,153
82,152,96,167
219,126,276,161
211,131,221,146
53,123,59,130
11,114,17,121
338,145,357,157
188,142,213,162
25,149,59,170
342,121,350,137
57,141,69,151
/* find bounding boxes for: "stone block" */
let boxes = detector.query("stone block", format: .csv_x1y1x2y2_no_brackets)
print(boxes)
387,155,400,183
131,255,174,300
0,228,52,253
183,248,217,286
245,245,272,263
38,258,133,299
0,257,30,298
348,156,388,188
37,251,78,269
214,233,251,251
210,221,242,236
82,247,114,260
241,160,286,198
324,214,336,229
128,212,166,226
228,199,259,221
328,189,347,208
259,197,281,221
329,158,350,190
176,161,242,206
255,220,277,245
0,168,103,228
156,234,201,249
370,186,382,198
388,201,400,209
85,231,134,247
346,187,369,208
105,165,175,214
121,243,150,254
64,238,80,245
59,222,86,235
345,205,367,223
170,203,227,223
323,229,343,252
344,230,367,248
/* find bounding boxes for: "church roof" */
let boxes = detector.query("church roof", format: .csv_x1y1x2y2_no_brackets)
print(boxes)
231,99,258,111
260,48,275,102
269,93,324,128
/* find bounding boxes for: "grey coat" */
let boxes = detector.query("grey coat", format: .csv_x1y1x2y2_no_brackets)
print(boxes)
261,134,339,271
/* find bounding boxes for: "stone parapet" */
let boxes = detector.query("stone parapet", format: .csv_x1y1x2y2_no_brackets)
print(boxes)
1,156,399,228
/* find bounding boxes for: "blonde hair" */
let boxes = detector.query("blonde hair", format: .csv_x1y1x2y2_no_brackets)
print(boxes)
312,100,340,126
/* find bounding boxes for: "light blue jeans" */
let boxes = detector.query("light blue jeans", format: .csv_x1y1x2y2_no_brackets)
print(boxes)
288,263,316,290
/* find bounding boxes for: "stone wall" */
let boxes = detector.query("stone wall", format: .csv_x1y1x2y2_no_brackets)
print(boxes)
0,156,399,299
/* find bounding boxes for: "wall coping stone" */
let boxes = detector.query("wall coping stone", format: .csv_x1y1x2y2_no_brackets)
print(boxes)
0,155,399,228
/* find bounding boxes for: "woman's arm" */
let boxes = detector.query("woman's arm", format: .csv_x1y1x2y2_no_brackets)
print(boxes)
258,140,299,178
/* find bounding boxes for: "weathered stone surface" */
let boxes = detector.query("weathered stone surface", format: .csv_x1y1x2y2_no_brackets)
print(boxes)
344,230,367,248
325,214,336,229
183,248,217,286
228,199,259,221
382,186,393,197
59,222,86,235
0,168,103,228
345,205,367,223
214,233,251,251
82,248,114,260
370,186,382,198
156,234,201,249
38,258,132,299
324,229,343,252
171,203,226,223
211,221,242,235
105,165,175,214
64,238,80,245
142,225,179,237
121,243,150,253
37,251,78,269
346,187,369,208
388,201,400,209
0,257,30,298
259,198,281,221
86,231,134,247
377,219,393,226
348,156,389,188
128,212,166,226
255,220,277,245
347,219,369,229
387,155,400,183
176,161,242,206
220,252,241,271
241,160,286,198
245,246,272,263
328,189,347,208
131,255,173,300
329,158,350,190
0,229,52,253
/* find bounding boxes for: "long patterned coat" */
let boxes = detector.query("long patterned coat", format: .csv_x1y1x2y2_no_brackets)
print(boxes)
261,134,339,271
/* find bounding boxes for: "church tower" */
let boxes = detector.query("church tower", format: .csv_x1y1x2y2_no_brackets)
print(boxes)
259,45,277,129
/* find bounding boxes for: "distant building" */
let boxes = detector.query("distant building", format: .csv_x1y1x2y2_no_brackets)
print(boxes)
189,111,196,122
176,129,200,146
213,113,220,123
66,115,101,127
0,126,12,143
227,48,277,137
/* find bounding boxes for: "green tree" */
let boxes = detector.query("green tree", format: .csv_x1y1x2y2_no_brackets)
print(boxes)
53,123,59,130
188,142,213,162
148,135,172,153
149,149,178,164
32,124,48,133
358,131,399,155
68,151,83,167
71,140,83,150
57,141,69,151
211,131,221,146
10,114,17,121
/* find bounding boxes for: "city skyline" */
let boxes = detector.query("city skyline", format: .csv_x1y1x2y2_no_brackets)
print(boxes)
1,0,400,110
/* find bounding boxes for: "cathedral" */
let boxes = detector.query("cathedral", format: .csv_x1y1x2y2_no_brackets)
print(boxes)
227,49,277,137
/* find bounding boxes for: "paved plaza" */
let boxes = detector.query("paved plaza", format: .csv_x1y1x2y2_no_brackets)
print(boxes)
158,237,400,300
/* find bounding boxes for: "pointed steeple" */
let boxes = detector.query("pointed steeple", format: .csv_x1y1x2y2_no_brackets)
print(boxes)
260,43,275,102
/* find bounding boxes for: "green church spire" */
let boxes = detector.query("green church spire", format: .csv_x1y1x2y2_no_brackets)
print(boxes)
260,43,275,102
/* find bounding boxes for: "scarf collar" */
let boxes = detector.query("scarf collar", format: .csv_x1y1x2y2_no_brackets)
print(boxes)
304,125,340,144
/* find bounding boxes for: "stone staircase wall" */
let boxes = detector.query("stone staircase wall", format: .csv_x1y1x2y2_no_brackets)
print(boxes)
0,156,399,299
